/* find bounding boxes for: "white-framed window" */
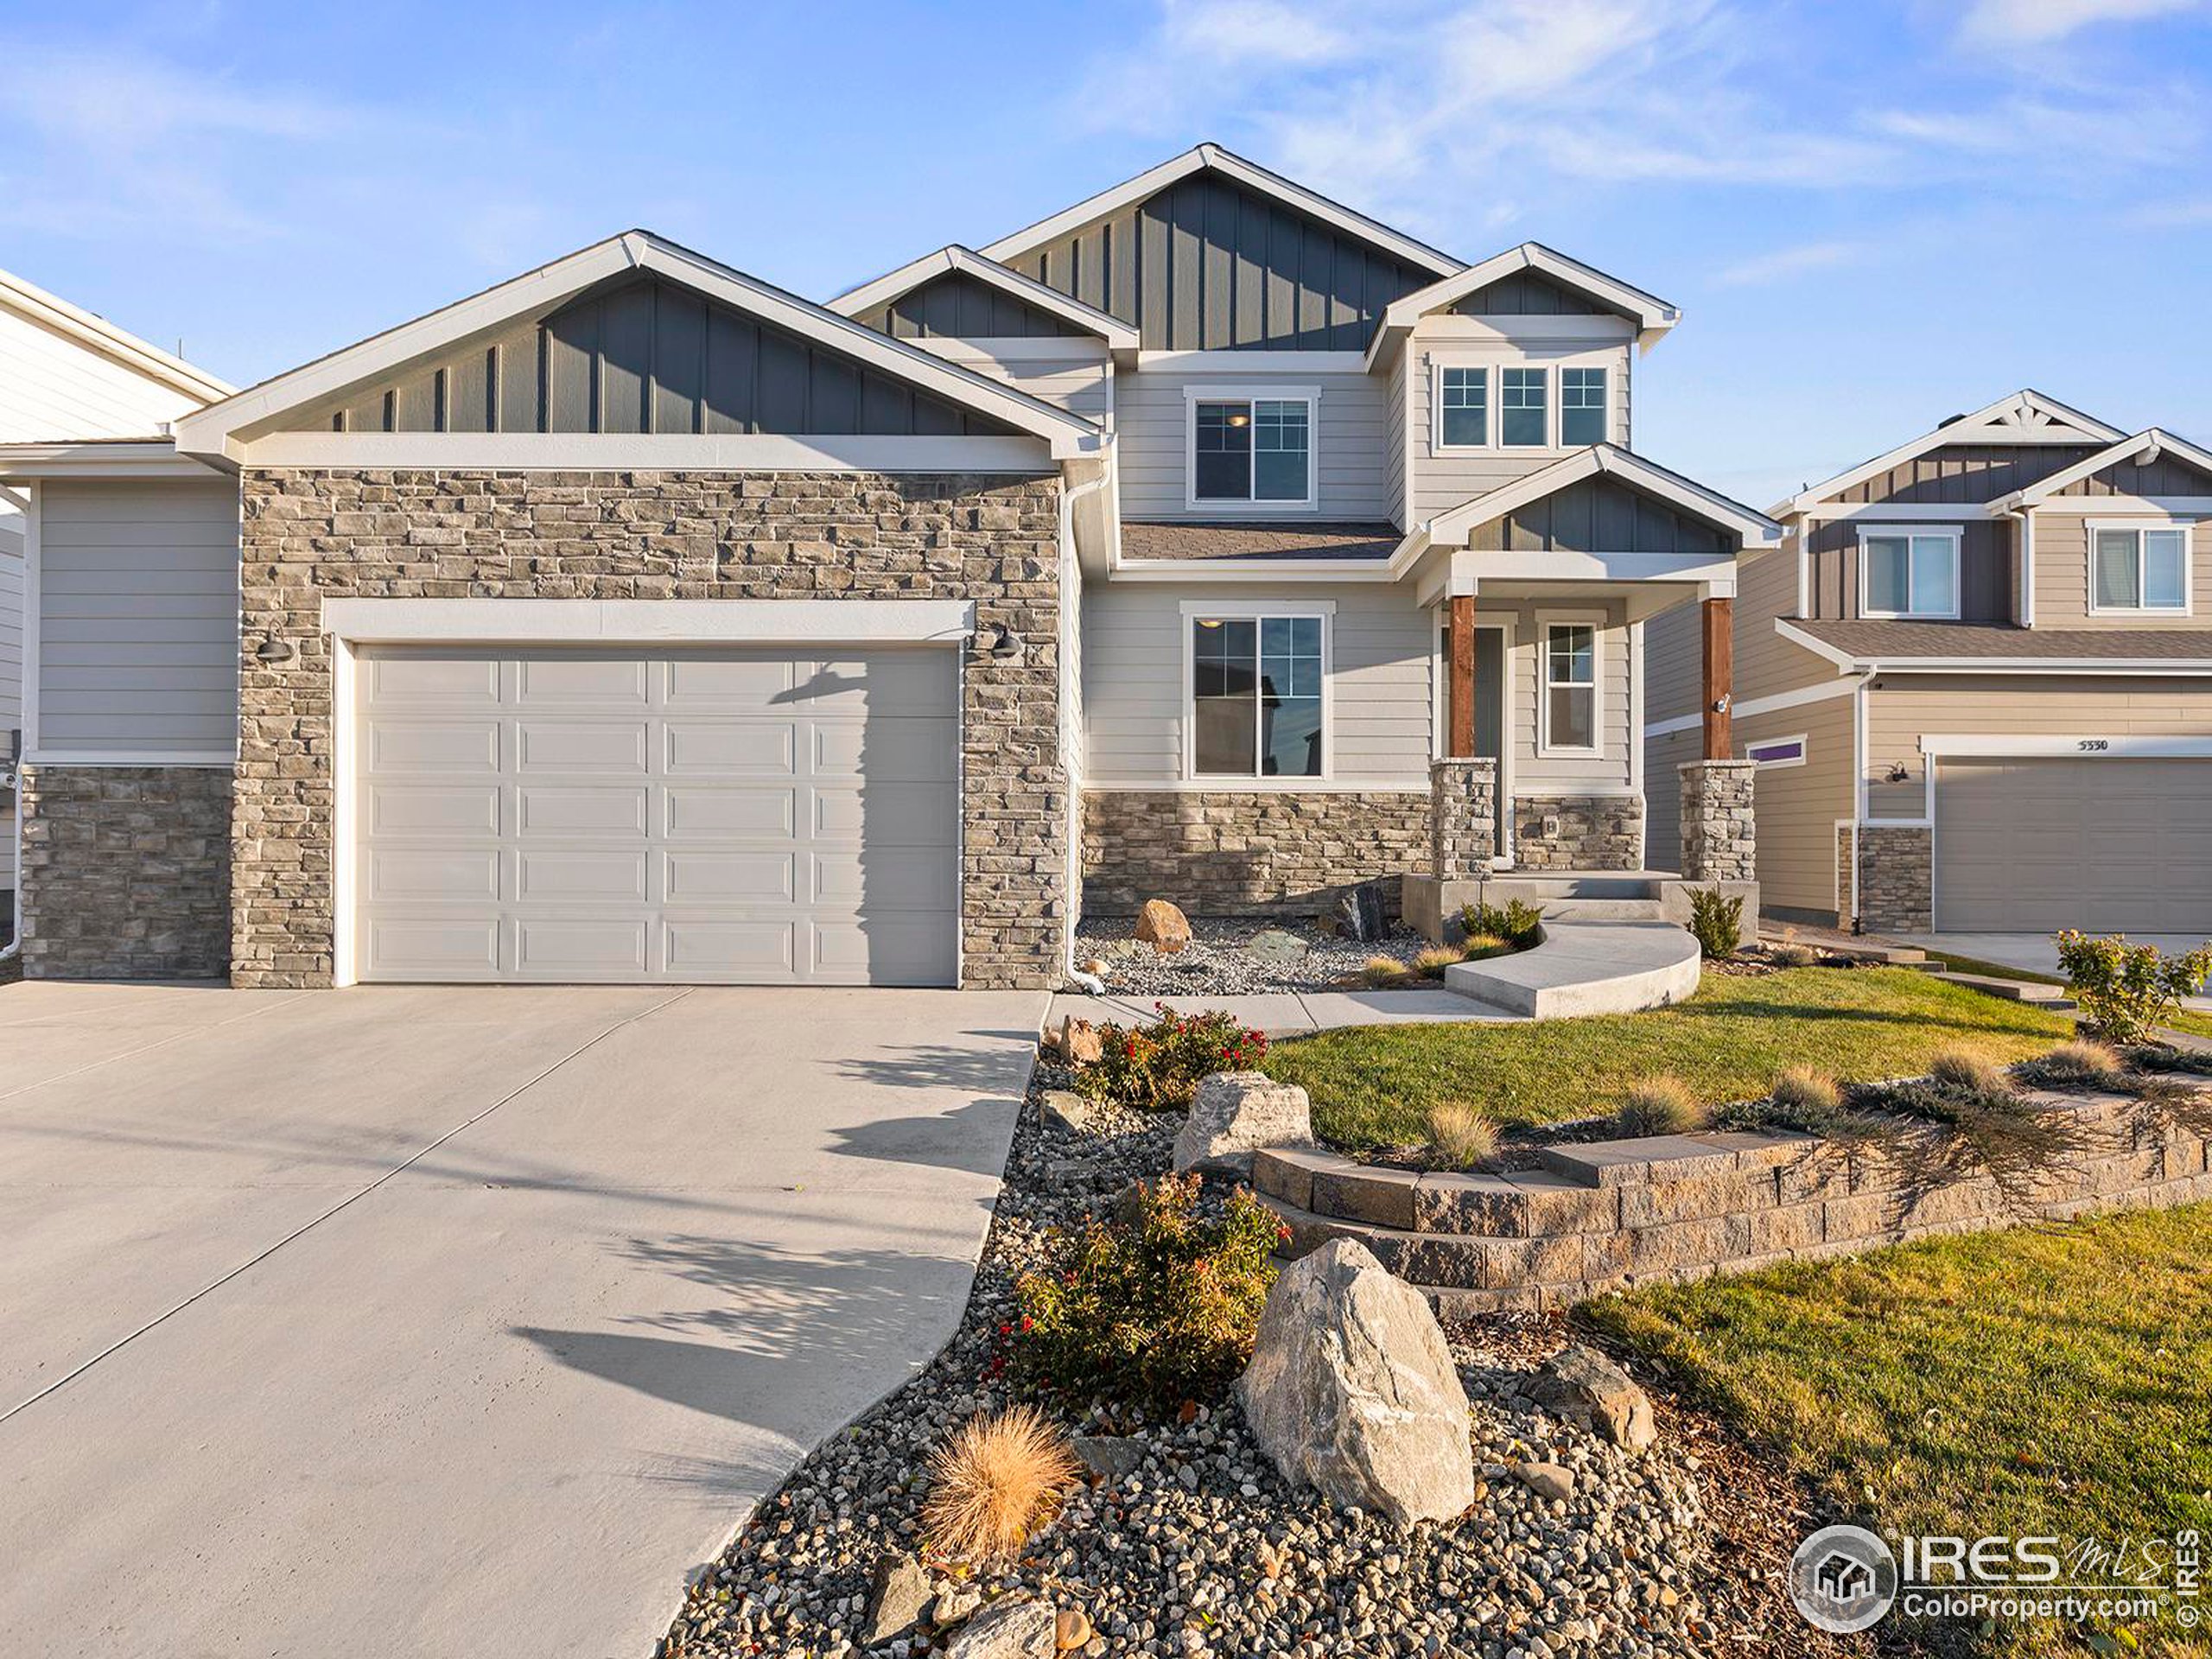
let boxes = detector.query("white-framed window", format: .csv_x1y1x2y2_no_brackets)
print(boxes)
1501,366,1548,448
1185,387,1318,512
1540,620,1601,755
1560,366,1608,446
1859,527,1961,620
2088,521,2191,614
1745,734,1808,770
1185,605,1331,778
1437,366,1488,448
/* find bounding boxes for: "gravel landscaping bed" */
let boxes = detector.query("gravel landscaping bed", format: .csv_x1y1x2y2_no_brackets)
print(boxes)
1073,917,1430,996
660,1069,1857,1659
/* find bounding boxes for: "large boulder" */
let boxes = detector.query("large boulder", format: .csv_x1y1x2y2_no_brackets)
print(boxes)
1173,1071,1313,1178
1236,1238,1476,1527
945,1596,1057,1658
1530,1344,1657,1452
1135,899,1192,955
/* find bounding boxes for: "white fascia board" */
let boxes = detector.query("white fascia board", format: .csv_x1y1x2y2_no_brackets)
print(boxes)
321,596,976,645
1799,502,1997,522
1920,733,2212,758
242,433,1057,473
1455,549,1739,586
0,265,235,405
1774,618,1868,672
978,143,1462,283
179,232,1105,462
1775,389,2127,518
824,245,1139,351
1426,446,1782,548
1366,244,1679,371
0,439,226,480
1999,428,2212,509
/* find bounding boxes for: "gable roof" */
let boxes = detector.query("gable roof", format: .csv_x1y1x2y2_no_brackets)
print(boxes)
175,232,1104,463
1426,445,1782,549
1999,427,2212,507
1776,390,2126,518
976,142,1463,283
0,266,234,409
825,245,1139,351
1365,243,1679,368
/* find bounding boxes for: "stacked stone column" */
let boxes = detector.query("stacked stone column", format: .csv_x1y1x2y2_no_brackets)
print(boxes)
1677,760,1756,882
1429,758,1498,880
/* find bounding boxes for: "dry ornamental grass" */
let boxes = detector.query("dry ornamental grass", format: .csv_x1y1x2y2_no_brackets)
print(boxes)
1616,1074,1709,1138
921,1406,1082,1567
1426,1101,1499,1169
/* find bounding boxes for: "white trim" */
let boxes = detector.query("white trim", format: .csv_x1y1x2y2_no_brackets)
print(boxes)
1369,242,1679,370
1182,386,1319,514
1796,526,1811,617
1856,524,1962,620
1745,733,1809,770
24,750,238,766
175,232,1103,462
2084,518,2193,616
1918,734,2212,759
823,245,1140,349
319,598,976,645
1140,349,1364,372
977,143,1461,283
240,433,1058,473
331,637,358,988
1535,611,1604,759
2031,495,2212,516
1433,362,1490,453
2012,509,2036,627
0,440,223,480
1796,495,2212,521
0,265,234,405
1777,390,2126,518
1800,502,1993,522
1179,602,1335,783
1643,673,1858,739
1426,445,1783,549
21,483,37,761
2001,427,2212,509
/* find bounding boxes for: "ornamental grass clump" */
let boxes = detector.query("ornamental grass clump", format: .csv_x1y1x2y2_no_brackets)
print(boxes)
920,1405,1081,1567
1615,1074,1709,1138
1411,945,1465,979
1362,955,1414,988
1458,931,1514,962
1717,1063,1890,1143
1426,1101,1499,1170
2016,1039,2128,1093
1071,1006,1266,1109
1013,1173,1283,1412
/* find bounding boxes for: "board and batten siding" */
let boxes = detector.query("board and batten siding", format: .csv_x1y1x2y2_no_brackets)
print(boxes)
1081,582,1433,787
34,480,239,757
2031,513,2212,627
1804,518,2012,624
0,304,208,442
1405,329,1632,522
1115,365,1389,520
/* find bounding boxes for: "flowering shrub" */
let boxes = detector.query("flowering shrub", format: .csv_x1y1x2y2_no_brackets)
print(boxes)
2056,930,2212,1045
1013,1173,1285,1410
1069,1005,1267,1109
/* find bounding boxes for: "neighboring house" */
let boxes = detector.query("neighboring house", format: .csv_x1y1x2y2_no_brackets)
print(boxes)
1645,390,2212,935
0,267,233,931
0,143,1774,988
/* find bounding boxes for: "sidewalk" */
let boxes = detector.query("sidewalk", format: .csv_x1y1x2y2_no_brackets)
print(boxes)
1046,986,1516,1039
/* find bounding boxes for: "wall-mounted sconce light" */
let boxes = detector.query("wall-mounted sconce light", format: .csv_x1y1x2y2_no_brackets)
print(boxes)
1710,693,1732,715
253,636,296,666
1885,761,1911,784
973,623,1026,664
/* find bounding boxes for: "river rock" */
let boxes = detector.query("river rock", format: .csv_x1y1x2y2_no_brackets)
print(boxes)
946,1596,1058,1657
1173,1071,1313,1178
1135,899,1193,955
1530,1344,1657,1452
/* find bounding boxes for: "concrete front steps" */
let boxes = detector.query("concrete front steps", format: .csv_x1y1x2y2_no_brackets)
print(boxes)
1443,920,1701,1018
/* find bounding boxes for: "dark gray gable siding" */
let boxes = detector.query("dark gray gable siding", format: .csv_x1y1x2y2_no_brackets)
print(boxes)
1806,518,2012,623
858,271,1084,340
1461,477,1727,557
1003,169,1434,351
2056,448,2212,496
1834,442,2104,505
1452,270,1613,317
293,274,1019,437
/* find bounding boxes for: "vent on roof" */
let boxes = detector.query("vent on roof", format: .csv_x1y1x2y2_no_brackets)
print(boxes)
1936,412,1967,428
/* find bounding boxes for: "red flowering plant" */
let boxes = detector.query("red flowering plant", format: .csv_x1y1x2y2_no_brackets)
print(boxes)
1012,1173,1284,1412
1070,1005,1268,1109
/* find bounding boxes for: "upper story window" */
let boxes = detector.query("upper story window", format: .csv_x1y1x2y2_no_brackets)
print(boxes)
1188,608,1328,778
2091,523,2190,613
1859,528,1960,619
1560,367,1608,446
1541,621,1599,754
1439,367,1488,448
1501,367,1548,448
1189,391,1315,511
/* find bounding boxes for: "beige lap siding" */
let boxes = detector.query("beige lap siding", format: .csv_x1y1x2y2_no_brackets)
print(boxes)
233,468,1065,990
2031,514,2211,627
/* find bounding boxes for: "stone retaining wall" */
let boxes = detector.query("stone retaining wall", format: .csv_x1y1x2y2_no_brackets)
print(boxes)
1254,1085,2212,1312
1507,793,1643,871
1079,789,1427,918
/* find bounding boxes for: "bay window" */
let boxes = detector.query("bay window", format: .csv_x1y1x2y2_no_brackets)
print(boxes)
1190,611,1326,778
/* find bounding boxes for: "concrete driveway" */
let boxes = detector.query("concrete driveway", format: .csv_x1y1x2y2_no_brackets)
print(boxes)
0,980,1045,1659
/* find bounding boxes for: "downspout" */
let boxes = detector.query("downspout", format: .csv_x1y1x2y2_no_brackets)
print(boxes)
1059,465,1113,994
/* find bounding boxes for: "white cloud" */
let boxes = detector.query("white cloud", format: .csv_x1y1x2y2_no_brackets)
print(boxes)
1162,0,1354,64
1960,0,2201,45
1713,240,1870,287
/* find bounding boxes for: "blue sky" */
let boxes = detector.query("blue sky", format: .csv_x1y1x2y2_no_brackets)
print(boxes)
3,0,2209,506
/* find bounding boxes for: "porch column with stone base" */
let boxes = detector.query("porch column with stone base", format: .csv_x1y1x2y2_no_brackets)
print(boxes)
1677,760,1757,881
1429,757,1497,881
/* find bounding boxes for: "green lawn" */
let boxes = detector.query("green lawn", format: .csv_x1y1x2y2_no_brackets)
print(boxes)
1584,1205,2212,1651
1918,949,2066,987
1263,966,2073,1150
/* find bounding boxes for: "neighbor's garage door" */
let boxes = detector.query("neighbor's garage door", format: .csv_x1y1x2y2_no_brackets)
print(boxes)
1934,758,2212,932
353,646,958,984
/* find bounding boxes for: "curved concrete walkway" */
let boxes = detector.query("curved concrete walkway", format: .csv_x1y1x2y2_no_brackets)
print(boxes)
0,980,1045,1659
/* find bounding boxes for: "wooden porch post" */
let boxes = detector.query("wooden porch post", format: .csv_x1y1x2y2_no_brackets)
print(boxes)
1701,595,1733,761
1447,594,1476,758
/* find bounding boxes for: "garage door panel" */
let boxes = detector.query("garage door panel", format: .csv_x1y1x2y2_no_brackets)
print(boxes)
514,917,652,976
517,850,649,902
366,654,501,706
517,785,650,836
365,915,503,977
517,721,650,773
811,849,959,910
663,721,798,776
664,655,799,702
365,849,502,903
368,720,501,772
794,653,956,715
810,918,957,985
663,785,797,839
811,719,958,782
515,656,650,704
663,918,797,976
663,850,795,902
814,782,957,842
368,785,502,837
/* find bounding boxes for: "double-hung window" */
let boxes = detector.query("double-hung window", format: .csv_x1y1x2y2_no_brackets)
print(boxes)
1191,394,1314,508
1190,612,1326,778
1501,367,1548,448
1439,367,1488,448
1859,529,1960,619
1560,367,1608,446
2090,524,2190,613
1541,623,1599,753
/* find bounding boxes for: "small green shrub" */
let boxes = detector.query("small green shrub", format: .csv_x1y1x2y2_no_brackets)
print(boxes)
1459,899,1542,949
1013,1173,1284,1410
1071,1007,1266,1109
2015,1039,2127,1093
1615,1074,1709,1137
1458,931,1513,961
2056,930,2212,1045
1685,887,1745,960
1427,1101,1499,1169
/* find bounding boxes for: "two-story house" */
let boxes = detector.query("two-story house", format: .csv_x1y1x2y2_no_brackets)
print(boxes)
1645,390,2212,935
0,143,1773,987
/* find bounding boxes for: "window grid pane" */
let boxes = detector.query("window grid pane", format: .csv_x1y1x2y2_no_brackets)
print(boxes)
1909,535,1956,615
2145,529,2187,608
1251,399,1310,501
1192,618,1257,774
2094,529,2141,610
1864,537,1910,613
1440,367,1487,447
1560,367,1606,446
1545,625,1596,750
1501,367,1547,448
1194,401,1253,500
1192,615,1323,778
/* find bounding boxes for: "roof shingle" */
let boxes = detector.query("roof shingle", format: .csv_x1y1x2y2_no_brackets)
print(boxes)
1791,618,2212,663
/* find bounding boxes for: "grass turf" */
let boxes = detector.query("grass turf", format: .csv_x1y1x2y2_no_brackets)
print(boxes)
1262,966,2073,1149
1583,1205,2212,1650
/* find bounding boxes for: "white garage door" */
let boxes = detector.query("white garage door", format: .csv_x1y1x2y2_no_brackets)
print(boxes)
1935,757,2212,932
353,646,959,984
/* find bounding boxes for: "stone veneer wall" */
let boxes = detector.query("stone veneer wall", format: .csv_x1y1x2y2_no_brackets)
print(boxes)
1509,792,1643,871
1255,1084,2212,1313
1850,824,1933,932
1080,790,1427,918
236,468,1065,989
1677,760,1757,883
19,765,233,979
1427,759,1497,880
